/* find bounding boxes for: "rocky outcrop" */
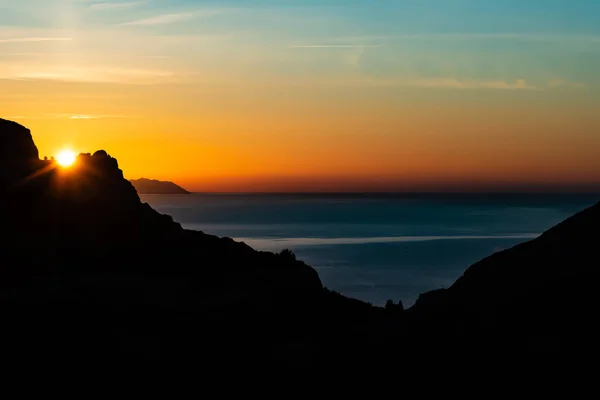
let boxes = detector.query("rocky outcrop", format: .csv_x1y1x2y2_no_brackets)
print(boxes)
0,118,40,186
0,118,39,163
1,119,374,370
0,121,323,290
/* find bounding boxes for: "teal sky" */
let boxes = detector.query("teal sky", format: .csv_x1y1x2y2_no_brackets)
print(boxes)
2,0,599,88
1,0,599,191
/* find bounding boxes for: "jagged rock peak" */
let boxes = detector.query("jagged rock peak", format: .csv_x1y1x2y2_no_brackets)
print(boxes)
0,118,39,164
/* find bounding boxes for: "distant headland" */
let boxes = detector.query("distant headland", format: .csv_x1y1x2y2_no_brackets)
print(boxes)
130,178,191,194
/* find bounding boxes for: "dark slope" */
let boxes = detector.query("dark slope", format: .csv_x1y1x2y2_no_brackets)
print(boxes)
2,117,599,371
130,178,191,194
0,118,392,370
406,198,600,356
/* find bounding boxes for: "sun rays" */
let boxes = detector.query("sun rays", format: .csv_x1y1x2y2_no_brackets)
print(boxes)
56,149,77,167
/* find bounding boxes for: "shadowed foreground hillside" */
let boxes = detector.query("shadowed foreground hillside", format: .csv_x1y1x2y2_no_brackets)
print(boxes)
1,117,599,371
0,118,393,370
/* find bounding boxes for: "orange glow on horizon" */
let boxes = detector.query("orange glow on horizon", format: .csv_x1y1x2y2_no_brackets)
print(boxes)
2,1,599,193
4,82,600,193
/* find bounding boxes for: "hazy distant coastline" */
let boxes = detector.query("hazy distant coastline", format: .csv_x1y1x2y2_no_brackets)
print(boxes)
130,178,191,194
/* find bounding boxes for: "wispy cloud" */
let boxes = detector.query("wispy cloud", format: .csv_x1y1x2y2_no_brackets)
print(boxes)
5,114,133,120
311,33,600,47
289,44,383,49
256,75,542,91
122,12,194,26
1,65,175,84
121,9,235,26
89,1,144,10
65,114,133,119
548,79,586,88
388,33,600,43
328,35,394,43
0,75,29,81
3,53,47,56
4,116,44,120
68,114,104,119
0,37,72,43
405,78,537,90
317,76,541,90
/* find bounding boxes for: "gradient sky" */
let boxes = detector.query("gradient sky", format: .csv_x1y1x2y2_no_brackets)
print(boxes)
1,0,599,192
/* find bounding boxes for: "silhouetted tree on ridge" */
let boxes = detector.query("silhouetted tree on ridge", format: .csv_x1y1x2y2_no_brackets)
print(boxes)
279,249,297,261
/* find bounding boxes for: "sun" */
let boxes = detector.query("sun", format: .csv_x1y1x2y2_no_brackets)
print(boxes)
56,149,77,168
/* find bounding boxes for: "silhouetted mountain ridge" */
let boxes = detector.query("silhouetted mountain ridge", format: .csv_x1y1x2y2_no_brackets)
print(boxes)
1,117,599,370
0,118,388,369
406,194,600,355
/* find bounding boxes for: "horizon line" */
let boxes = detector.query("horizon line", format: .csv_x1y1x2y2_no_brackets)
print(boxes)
142,191,600,195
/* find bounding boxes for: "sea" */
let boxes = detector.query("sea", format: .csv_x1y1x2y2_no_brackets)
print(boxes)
140,193,599,308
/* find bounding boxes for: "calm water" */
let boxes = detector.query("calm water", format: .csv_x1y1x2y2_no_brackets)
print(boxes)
140,193,598,307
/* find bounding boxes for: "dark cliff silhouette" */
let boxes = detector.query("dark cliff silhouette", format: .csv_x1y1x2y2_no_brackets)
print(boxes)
1,117,599,371
130,178,191,194
0,118,389,370
404,199,600,357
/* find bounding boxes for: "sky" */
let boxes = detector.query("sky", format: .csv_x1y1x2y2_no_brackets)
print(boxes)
1,0,599,192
